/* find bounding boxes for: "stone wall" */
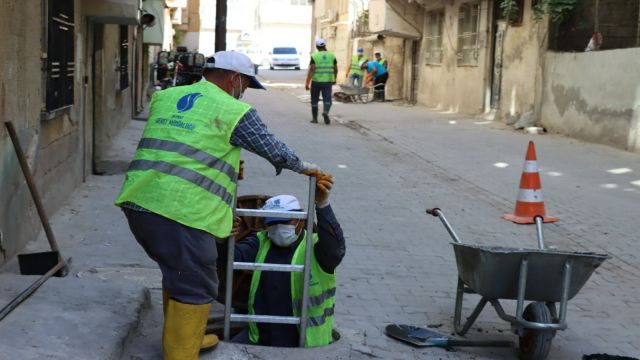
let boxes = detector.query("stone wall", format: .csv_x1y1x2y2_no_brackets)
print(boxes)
541,48,640,152
0,0,83,265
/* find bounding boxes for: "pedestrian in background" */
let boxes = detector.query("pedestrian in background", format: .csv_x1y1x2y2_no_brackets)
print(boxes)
305,39,338,125
362,60,389,102
116,51,319,360
344,48,367,88
222,173,345,347
375,52,388,70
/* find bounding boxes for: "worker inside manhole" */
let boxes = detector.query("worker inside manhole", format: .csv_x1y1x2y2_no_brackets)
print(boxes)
216,185,345,348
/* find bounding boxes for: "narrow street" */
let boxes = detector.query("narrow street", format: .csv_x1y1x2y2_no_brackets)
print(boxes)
1,70,638,360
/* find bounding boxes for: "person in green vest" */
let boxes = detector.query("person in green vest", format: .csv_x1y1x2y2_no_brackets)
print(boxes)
305,39,338,125
221,172,345,347
375,52,388,70
115,51,319,360
344,47,368,88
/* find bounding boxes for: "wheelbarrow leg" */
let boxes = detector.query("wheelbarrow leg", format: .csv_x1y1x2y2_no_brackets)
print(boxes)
454,277,488,336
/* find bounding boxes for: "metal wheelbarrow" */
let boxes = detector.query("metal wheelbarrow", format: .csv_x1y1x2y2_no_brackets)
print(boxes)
338,84,371,103
426,208,609,360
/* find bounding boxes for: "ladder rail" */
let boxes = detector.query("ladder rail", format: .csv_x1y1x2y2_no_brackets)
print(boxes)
235,208,308,219
231,314,301,324
233,262,304,272
223,195,238,341
222,176,317,347
298,177,316,347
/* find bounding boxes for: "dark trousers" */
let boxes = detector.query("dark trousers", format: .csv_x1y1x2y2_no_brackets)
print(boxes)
310,81,333,113
374,73,388,101
123,208,218,304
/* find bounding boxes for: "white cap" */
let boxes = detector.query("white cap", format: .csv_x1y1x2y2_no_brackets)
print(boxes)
315,39,326,47
204,51,265,90
262,195,302,224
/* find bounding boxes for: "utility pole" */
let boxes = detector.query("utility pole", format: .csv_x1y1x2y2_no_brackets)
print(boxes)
215,0,228,52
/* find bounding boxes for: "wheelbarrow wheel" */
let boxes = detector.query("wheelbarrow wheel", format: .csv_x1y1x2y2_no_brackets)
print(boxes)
519,302,556,360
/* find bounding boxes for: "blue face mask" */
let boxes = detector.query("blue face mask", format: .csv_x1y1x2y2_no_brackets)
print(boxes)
267,224,299,247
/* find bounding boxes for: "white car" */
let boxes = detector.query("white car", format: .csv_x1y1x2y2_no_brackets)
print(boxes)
269,47,301,70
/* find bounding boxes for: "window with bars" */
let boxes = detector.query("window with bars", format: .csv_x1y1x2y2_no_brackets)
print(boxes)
457,1,480,66
45,0,74,112
425,9,445,65
119,25,130,91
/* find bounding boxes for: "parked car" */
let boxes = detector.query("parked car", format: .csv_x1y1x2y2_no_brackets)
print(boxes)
269,47,301,70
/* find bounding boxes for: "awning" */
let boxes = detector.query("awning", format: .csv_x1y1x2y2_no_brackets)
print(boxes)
368,0,421,39
82,0,141,25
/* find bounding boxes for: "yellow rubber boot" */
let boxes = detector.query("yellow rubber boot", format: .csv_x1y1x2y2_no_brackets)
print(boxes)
162,290,219,351
163,298,212,360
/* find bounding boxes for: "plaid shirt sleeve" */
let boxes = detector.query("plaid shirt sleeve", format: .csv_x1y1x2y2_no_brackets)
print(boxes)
230,108,304,174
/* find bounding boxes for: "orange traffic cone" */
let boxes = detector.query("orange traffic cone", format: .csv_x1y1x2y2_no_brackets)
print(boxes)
503,141,559,224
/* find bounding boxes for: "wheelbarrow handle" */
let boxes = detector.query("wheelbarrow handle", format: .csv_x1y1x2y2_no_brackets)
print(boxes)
426,208,441,217
425,207,463,244
445,339,514,348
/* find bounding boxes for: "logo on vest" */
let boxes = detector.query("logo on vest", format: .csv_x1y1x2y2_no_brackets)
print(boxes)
309,272,319,286
177,93,203,113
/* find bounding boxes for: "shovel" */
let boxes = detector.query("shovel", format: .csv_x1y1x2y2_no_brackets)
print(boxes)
385,324,514,348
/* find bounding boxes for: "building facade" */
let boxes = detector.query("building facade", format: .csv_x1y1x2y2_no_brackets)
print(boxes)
0,0,143,266
382,0,640,152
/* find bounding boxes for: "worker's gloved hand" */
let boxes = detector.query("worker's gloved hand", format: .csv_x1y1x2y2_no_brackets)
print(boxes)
315,172,334,208
238,159,245,181
300,161,320,176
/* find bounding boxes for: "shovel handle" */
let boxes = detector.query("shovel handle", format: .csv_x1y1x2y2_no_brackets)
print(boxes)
446,339,514,347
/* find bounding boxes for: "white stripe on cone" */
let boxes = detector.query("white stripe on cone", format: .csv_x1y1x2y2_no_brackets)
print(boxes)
523,160,539,173
517,189,544,202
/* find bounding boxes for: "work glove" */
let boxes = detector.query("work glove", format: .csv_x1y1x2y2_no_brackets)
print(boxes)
300,161,320,177
315,172,334,208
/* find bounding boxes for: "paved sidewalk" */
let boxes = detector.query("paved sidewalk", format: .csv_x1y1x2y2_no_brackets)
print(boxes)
1,82,638,359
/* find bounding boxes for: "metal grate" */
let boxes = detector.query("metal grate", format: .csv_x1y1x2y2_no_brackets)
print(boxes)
45,0,74,112
119,25,130,91
425,9,445,65
457,2,480,66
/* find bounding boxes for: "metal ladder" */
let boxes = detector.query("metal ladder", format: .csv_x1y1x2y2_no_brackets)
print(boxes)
223,176,316,347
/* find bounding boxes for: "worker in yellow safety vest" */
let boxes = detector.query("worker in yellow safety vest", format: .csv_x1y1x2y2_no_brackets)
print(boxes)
115,51,320,360
375,52,388,70
305,39,338,125
221,172,345,347
344,47,368,88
